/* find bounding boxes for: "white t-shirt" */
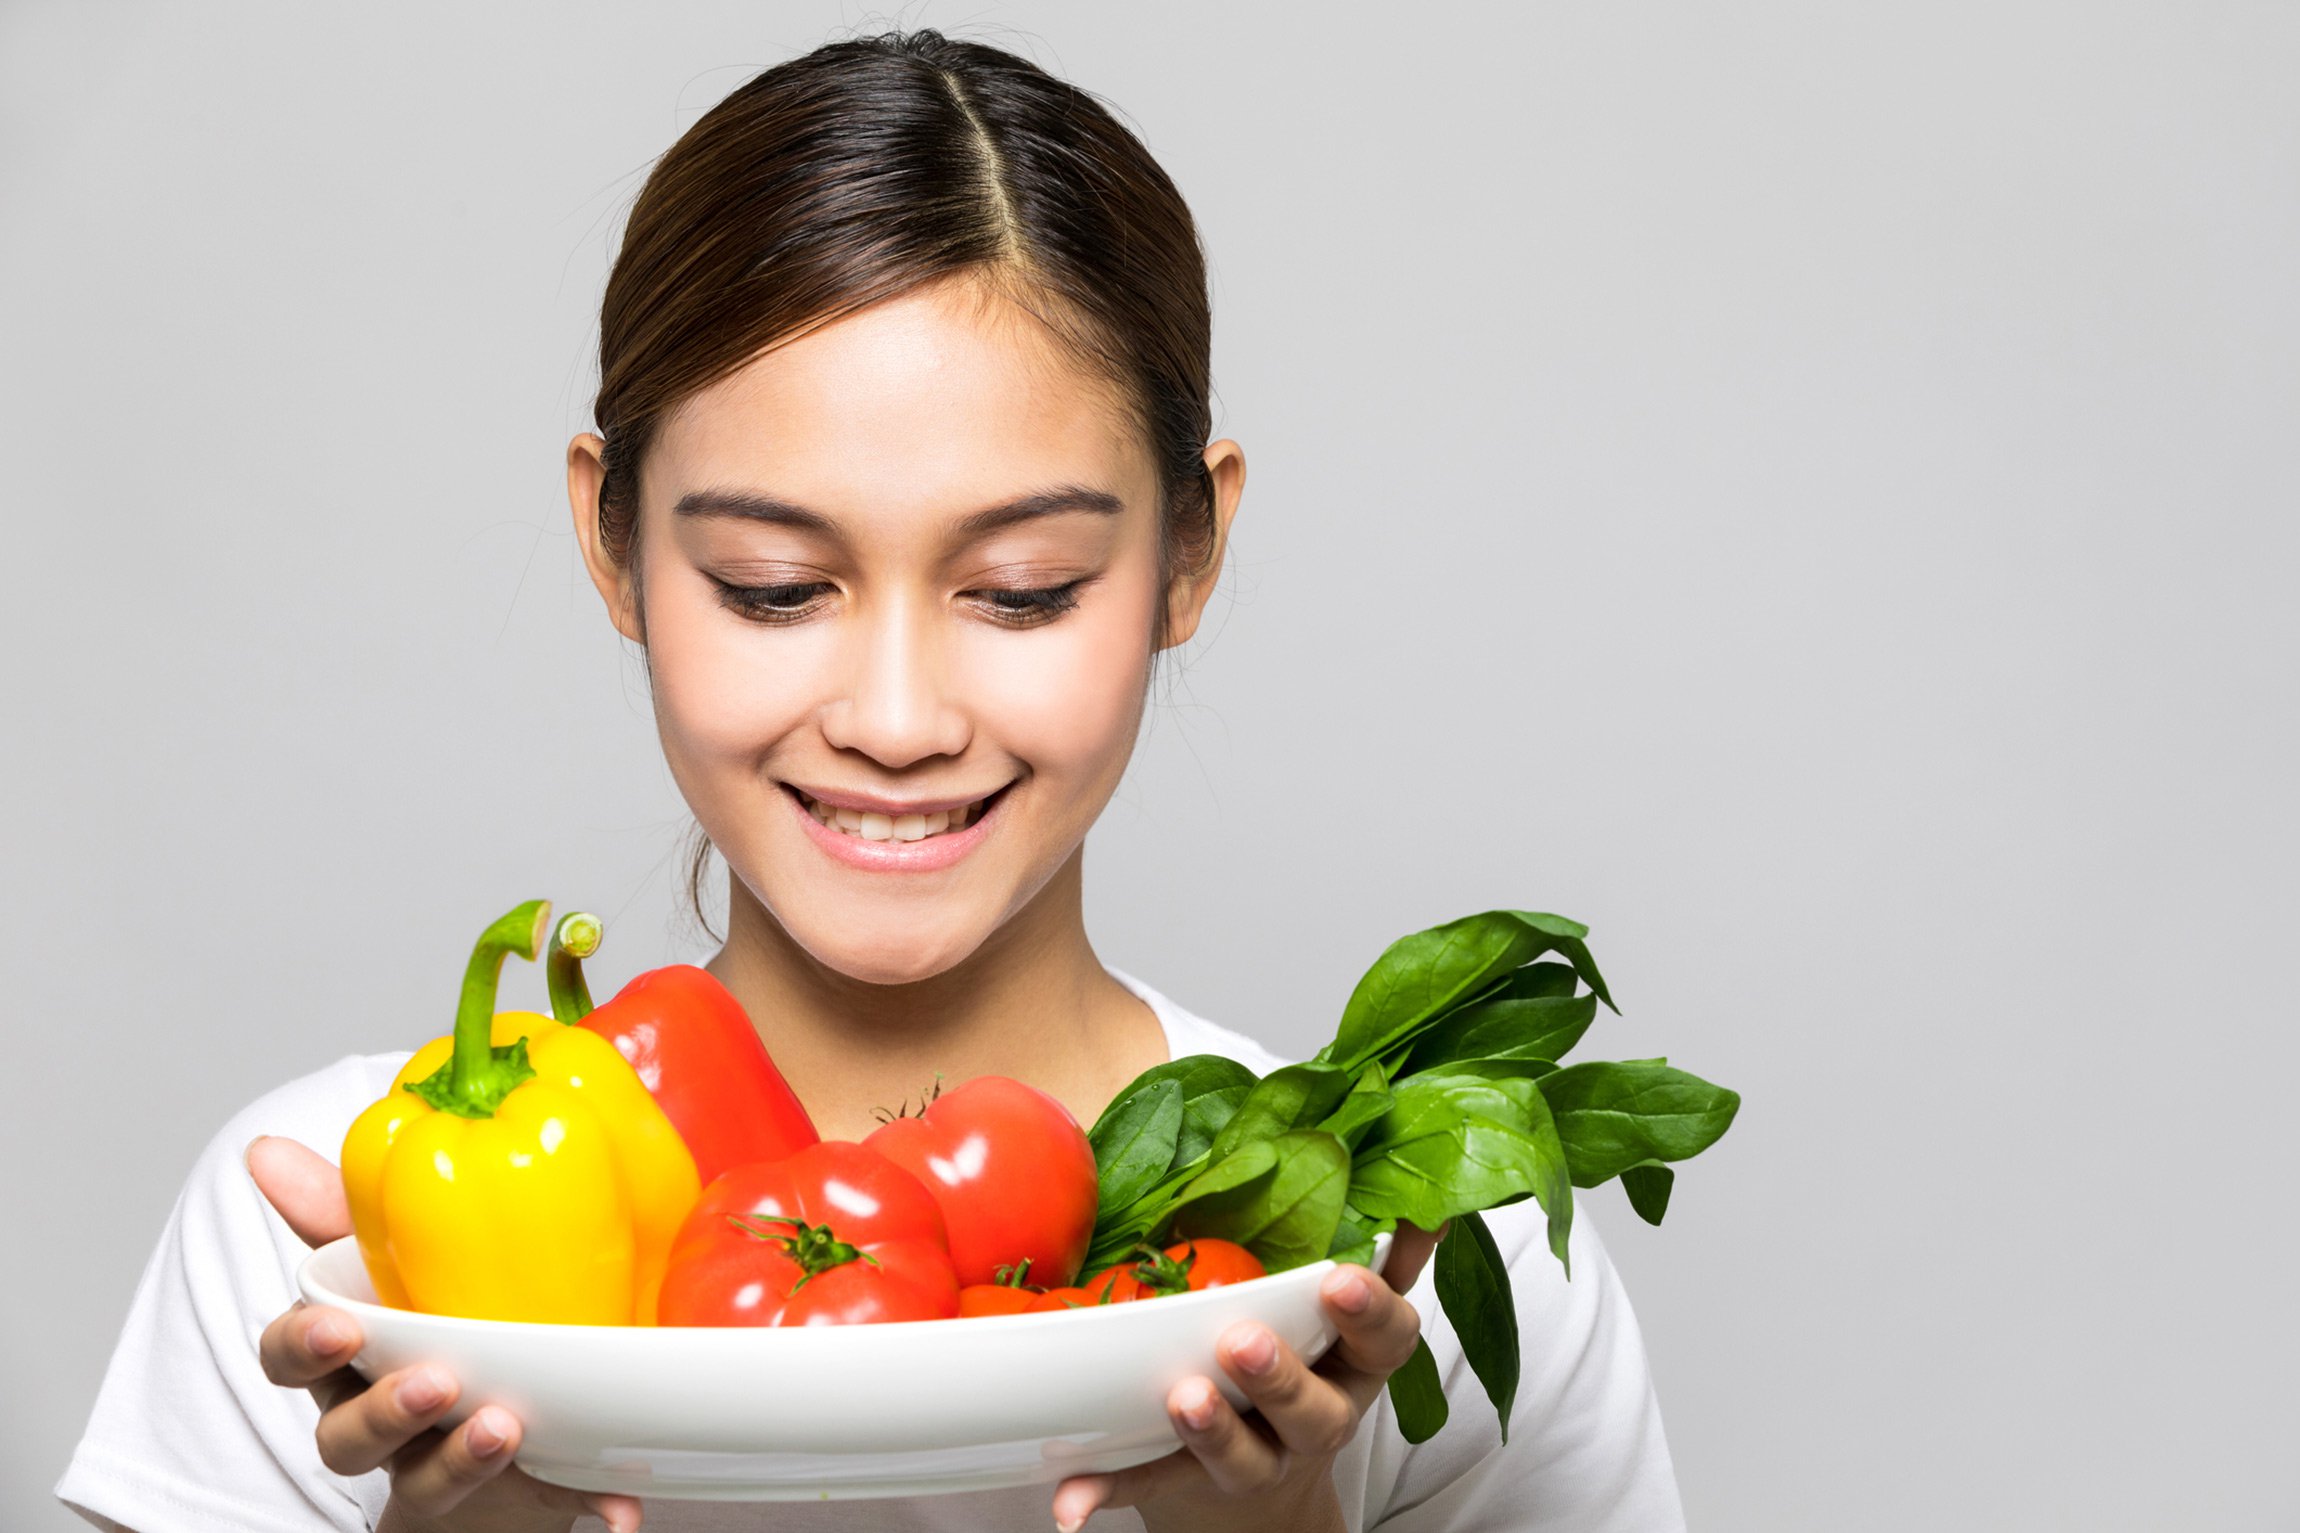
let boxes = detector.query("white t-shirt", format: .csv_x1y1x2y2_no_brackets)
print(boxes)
57,970,1685,1533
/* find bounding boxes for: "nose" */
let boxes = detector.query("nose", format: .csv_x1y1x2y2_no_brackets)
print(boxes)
817,593,972,769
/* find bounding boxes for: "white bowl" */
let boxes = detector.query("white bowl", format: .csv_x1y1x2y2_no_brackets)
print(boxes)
297,1231,1393,1501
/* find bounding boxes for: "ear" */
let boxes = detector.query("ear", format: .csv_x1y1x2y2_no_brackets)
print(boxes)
567,433,645,645
1160,438,1245,650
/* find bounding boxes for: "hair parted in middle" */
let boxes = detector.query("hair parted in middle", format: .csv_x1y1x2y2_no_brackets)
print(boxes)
586,28,1224,941
592,27,1220,636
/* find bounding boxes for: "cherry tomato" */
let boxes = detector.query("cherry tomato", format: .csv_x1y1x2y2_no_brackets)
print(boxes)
958,1285,1044,1317
1029,1267,1124,1312
958,1260,1046,1318
864,1075,1098,1288
655,1140,959,1326
1099,1238,1267,1302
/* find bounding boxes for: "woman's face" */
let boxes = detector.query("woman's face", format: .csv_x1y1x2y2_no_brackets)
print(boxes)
573,278,1230,986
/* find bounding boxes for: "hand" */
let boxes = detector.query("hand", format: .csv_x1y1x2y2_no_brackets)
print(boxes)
1049,1222,1445,1533
246,1135,646,1533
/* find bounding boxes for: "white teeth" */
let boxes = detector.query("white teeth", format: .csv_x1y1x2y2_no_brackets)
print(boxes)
803,792,989,840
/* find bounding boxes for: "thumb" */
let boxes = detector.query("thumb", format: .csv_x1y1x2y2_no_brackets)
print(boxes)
245,1135,352,1249
1380,1219,1447,1295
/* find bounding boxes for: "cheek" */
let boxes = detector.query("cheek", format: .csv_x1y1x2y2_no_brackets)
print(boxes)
966,586,1156,790
640,581,825,770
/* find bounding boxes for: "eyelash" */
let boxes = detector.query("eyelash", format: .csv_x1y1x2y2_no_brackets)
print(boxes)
711,579,1087,628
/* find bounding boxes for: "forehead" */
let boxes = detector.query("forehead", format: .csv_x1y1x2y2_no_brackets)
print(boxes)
647,278,1152,521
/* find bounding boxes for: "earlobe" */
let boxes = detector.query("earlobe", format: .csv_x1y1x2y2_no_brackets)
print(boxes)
567,433,645,645
1160,439,1246,651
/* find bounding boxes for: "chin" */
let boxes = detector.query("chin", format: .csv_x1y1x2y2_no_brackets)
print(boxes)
783,912,991,989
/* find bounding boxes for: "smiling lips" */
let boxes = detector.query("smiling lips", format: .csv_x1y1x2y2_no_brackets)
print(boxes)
786,785,1004,870
796,790,989,843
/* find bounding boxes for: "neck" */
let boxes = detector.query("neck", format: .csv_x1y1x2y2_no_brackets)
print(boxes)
702,849,1166,1141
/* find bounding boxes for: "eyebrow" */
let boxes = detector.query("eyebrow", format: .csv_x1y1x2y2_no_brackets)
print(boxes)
672,484,1126,537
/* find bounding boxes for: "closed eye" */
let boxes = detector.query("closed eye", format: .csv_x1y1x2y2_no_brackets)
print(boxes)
709,576,1092,628
969,580,1088,626
713,579,834,624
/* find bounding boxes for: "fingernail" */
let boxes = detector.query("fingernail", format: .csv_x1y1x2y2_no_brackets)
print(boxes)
1325,1272,1373,1314
399,1368,449,1413
242,1136,268,1174
310,1316,355,1356
467,1408,507,1458
1179,1380,1217,1430
1055,1518,1084,1533
1232,1326,1276,1375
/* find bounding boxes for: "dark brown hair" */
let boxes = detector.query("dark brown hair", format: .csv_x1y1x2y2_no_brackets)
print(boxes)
588,28,1217,943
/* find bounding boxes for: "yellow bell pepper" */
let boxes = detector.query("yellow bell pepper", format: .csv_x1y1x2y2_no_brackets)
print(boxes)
340,901,701,1324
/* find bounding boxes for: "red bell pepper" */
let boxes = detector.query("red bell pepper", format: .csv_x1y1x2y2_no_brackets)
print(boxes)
546,914,818,1186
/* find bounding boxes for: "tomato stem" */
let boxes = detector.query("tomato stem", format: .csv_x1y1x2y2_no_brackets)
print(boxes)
1125,1240,1198,1297
727,1212,882,1291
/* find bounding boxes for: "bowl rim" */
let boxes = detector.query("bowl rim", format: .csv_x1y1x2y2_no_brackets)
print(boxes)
298,1230,1395,1339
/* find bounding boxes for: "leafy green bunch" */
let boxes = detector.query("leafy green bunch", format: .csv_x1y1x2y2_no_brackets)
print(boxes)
1083,910,1740,1443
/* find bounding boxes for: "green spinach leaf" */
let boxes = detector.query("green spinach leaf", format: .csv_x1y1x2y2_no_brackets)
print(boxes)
1399,993,1599,1077
1096,1054,1260,1171
1325,1203,1391,1268
1207,1061,1353,1160
1539,1062,1740,1187
1087,1078,1184,1211
1317,1058,1395,1149
1331,911,1614,1071
1386,1336,1449,1444
1620,1162,1674,1226
1351,1070,1573,1267
1434,1212,1520,1442
1171,1129,1351,1272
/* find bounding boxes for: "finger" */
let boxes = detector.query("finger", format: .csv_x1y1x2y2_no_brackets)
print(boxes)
389,1410,644,1529
1165,1371,1289,1496
1319,1266,1426,1379
387,1405,531,1519
313,1363,458,1478
246,1135,352,1248
580,1491,647,1533
259,1301,363,1390
1378,1219,1444,1294
1217,1322,1360,1461
1048,1455,1190,1532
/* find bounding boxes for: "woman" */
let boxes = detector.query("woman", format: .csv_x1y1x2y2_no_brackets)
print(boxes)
58,29,1683,1533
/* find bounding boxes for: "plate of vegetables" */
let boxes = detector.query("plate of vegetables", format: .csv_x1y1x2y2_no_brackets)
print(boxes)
300,899,1738,1499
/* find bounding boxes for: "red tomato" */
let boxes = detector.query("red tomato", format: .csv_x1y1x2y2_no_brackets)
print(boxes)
863,1075,1097,1289
1100,1239,1267,1302
654,1141,959,1327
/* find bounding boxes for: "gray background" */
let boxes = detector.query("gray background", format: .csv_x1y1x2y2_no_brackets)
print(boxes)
4,2,2293,1527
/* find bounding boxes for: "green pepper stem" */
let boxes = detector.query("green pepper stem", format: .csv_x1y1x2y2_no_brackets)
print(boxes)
546,911,602,1025
406,900,551,1119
